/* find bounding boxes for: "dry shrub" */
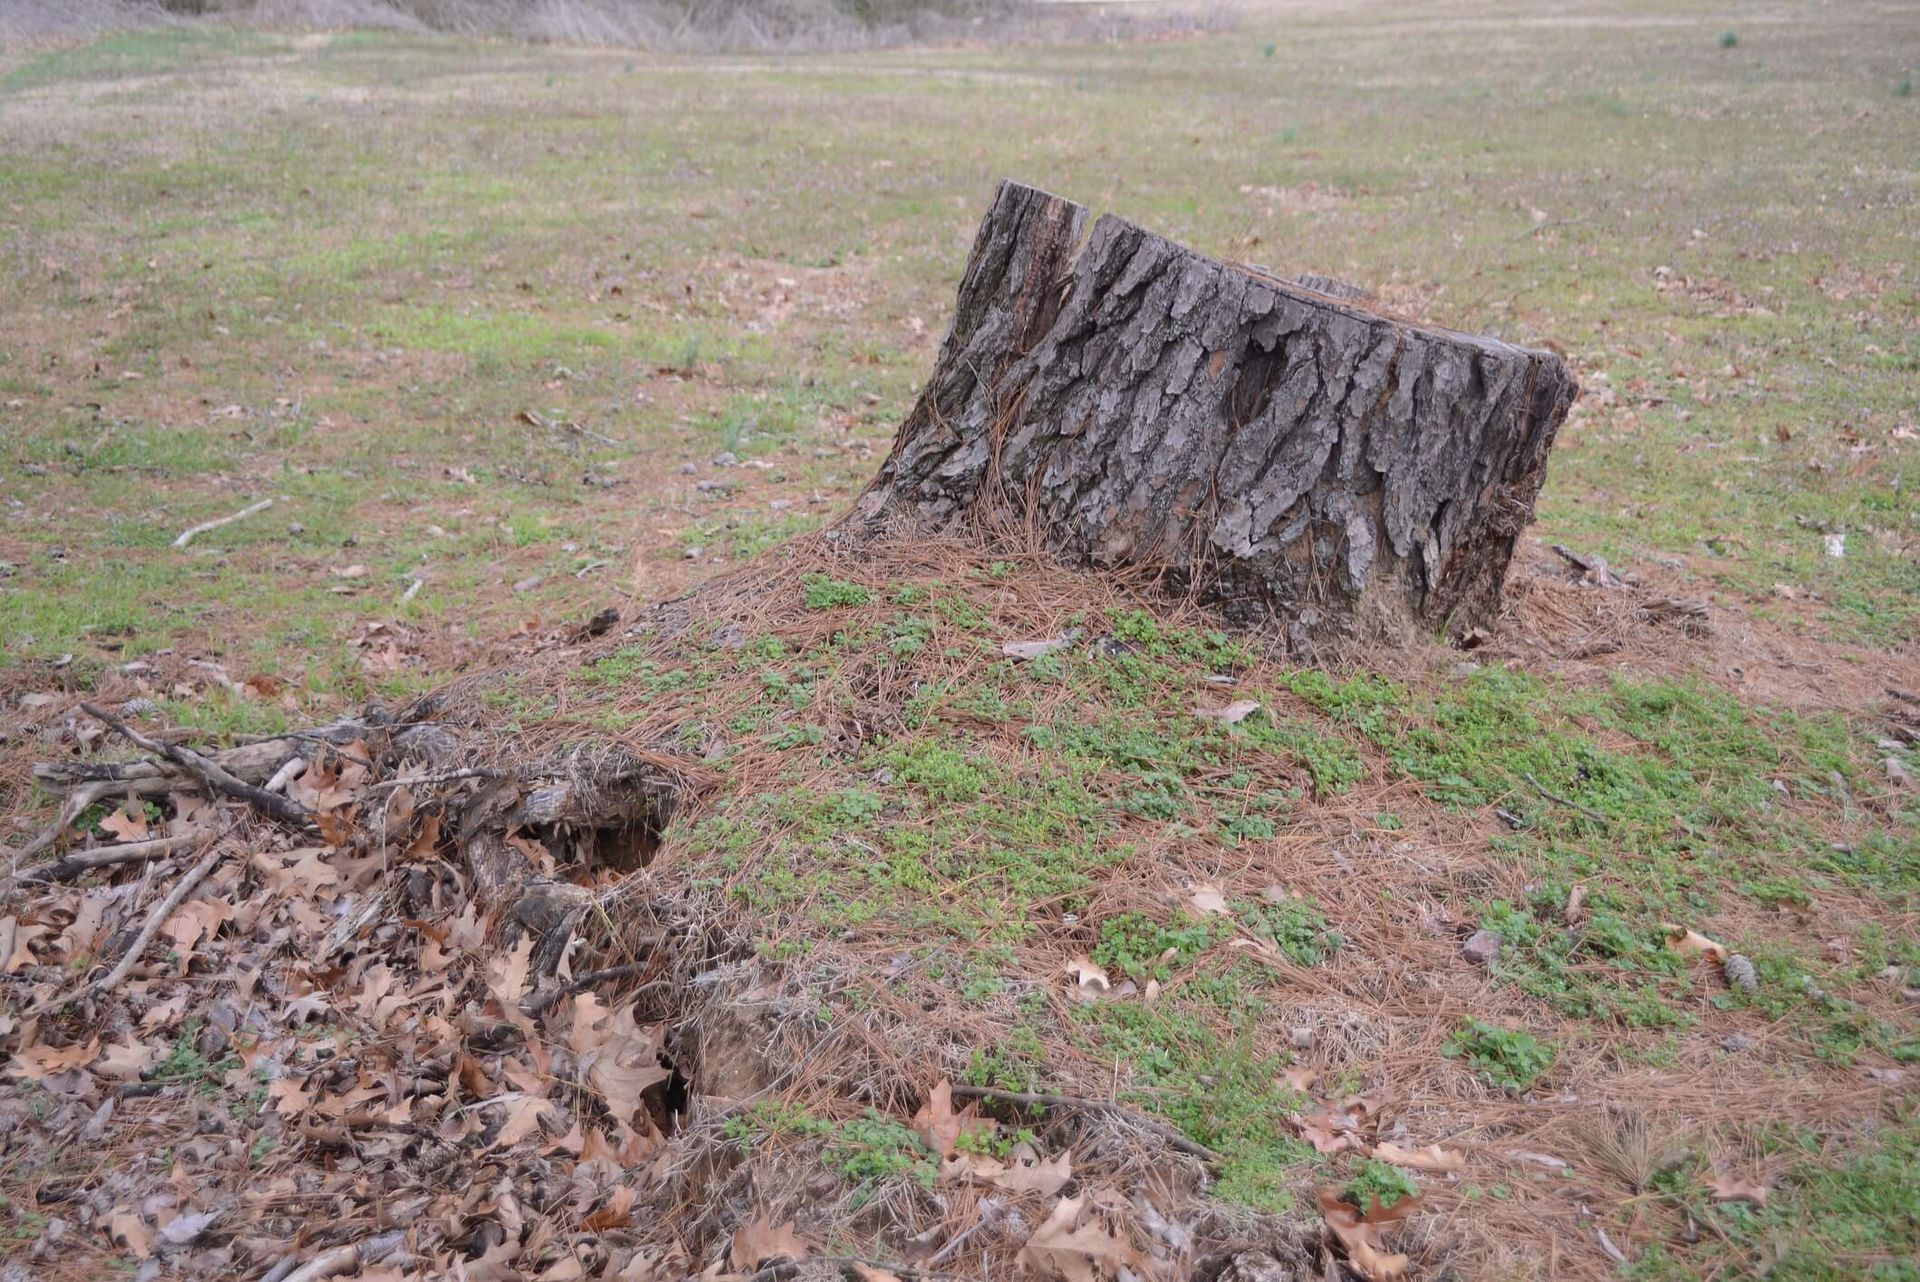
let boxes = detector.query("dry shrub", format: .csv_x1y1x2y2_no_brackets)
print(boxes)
4,0,1236,53
0,0,167,45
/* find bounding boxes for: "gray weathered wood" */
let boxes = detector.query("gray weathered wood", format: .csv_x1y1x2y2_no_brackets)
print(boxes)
849,180,1577,647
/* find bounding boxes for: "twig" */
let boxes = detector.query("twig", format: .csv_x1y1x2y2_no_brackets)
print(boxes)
522,954,664,1017
755,1257,976,1282
265,757,306,795
80,702,312,830
276,1243,362,1282
367,766,506,793
20,828,213,884
1524,772,1609,825
24,845,225,1018
172,497,275,548
1516,216,1590,239
947,1083,1222,1165
9,779,121,869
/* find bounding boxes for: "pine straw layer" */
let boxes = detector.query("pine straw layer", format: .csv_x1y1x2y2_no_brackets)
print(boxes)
2,528,1916,1281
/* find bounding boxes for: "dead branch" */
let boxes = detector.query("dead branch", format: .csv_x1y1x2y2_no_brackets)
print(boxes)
1523,772,1610,825
172,496,275,548
20,828,214,885
10,778,125,868
80,702,313,830
24,845,225,1018
946,1083,1222,1165
275,1243,363,1282
522,948,667,1018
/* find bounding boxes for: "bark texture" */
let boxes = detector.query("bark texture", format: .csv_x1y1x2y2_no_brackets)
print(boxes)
849,180,1578,646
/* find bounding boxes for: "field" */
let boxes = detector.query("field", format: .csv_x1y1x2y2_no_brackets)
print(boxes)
1,2,1917,1279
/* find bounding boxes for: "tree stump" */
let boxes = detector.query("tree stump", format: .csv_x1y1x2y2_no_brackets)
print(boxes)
847,180,1577,647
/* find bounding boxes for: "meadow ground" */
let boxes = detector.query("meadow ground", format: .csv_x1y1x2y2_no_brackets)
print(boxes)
0,2,1916,1279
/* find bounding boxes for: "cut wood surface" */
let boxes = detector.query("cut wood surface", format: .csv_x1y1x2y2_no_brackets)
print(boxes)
849,180,1578,646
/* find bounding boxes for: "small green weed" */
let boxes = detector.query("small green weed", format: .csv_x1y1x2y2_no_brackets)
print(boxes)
1093,912,1219,981
1346,1158,1421,1211
1444,1019,1556,1090
802,574,873,610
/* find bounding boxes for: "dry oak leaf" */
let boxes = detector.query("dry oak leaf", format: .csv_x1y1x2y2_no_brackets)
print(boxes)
944,1141,1073,1196
1707,1172,1771,1206
1282,1066,1318,1093
1374,1141,1466,1173
7,1038,99,1080
1018,1194,1137,1282
852,1267,906,1282
1316,1188,1421,1282
1188,883,1230,916
912,1078,989,1157
570,994,672,1125
1664,924,1730,963
107,1210,154,1258
99,805,151,842
0,916,48,974
493,1095,557,1148
582,1185,637,1232
730,1217,813,1271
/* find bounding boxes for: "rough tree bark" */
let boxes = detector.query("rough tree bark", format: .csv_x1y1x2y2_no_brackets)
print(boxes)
846,180,1578,647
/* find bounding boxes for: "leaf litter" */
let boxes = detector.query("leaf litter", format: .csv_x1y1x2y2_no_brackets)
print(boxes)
2,533,1915,1281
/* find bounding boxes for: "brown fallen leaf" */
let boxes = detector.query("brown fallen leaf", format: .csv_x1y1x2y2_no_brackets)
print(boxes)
1707,1172,1770,1206
1282,1066,1317,1093
108,1210,154,1258
731,1216,812,1271
99,804,151,842
582,1185,637,1231
1373,1141,1466,1173
6,1037,99,1080
912,1079,989,1157
1188,883,1230,915
1317,1188,1421,1282
572,997,672,1126
852,1266,905,1282
1018,1194,1137,1282
944,1142,1073,1196
493,1095,556,1148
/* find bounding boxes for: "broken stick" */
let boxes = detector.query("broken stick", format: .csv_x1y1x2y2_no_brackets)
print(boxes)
172,496,275,548
947,1083,1222,1165
80,702,313,830
20,828,214,885
23,845,225,1018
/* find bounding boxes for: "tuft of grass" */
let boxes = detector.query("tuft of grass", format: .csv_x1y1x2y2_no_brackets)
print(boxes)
1718,30,1740,48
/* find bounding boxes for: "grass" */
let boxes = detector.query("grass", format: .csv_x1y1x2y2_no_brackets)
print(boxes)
1,4,1917,1277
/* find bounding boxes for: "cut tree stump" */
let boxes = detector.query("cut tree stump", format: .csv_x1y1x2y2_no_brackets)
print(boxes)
846,180,1577,647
